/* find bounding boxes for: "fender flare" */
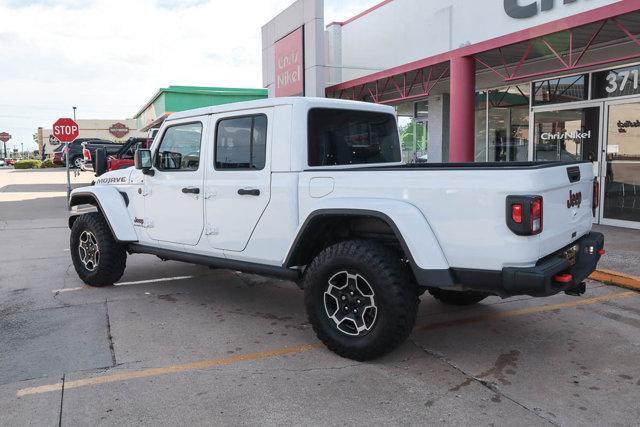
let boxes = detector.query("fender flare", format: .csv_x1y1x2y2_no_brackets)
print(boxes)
69,186,138,242
285,198,450,276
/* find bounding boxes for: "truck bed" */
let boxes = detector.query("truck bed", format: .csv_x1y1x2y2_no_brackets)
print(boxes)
298,161,595,272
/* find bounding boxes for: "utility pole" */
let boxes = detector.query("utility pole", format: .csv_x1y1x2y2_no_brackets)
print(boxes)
73,106,77,121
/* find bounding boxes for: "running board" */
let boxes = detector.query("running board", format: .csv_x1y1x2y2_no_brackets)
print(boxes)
128,244,301,282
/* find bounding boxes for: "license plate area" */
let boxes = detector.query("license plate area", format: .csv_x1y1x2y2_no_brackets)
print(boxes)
561,244,579,267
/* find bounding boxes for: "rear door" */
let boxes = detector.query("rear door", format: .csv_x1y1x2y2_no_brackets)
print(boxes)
204,109,272,252
538,162,595,256
144,119,205,246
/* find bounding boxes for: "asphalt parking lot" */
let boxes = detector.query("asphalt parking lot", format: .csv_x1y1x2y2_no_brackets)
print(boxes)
1,168,640,426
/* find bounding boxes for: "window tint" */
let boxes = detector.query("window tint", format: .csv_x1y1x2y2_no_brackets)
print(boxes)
215,115,267,170
156,123,202,171
308,108,401,166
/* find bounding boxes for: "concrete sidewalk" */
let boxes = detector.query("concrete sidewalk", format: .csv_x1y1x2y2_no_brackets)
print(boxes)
592,224,640,286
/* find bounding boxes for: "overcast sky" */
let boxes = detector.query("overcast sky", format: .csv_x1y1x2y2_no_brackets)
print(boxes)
0,0,379,151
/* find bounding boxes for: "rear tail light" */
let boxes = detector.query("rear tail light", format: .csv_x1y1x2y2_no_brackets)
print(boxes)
511,204,523,224
83,148,91,161
592,178,600,216
506,195,544,236
531,197,543,234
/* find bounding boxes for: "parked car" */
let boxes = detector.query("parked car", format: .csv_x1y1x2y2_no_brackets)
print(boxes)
82,140,123,171
58,138,101,168
68,97,604,361
52,148,65,166
5,158,16,166
0,159,5,166
92,137,151,176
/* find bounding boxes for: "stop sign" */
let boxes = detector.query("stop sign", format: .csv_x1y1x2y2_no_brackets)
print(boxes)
0,132,11,143
52,118,79,143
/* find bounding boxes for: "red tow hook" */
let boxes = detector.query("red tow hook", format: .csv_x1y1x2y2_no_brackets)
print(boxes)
554,273,573,283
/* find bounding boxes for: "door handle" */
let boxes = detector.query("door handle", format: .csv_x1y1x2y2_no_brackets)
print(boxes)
237,188,260,196
182,187,200,194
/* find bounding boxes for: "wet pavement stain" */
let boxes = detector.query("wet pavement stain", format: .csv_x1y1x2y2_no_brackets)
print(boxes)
593,309,640,329
477,350,520,386
158,295,177,303
449,378,473,392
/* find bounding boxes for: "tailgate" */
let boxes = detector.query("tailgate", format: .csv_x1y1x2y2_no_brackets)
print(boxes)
538,163,595,258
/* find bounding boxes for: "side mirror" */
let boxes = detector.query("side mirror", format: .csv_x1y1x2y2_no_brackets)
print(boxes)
135,149,152,169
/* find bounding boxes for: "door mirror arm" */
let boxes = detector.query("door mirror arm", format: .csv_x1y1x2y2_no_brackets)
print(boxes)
142,168,155,176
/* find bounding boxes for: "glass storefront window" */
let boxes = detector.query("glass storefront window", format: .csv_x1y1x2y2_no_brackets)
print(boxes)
533,107,599,162
603,102,640,223
396,101,427,163
533,75,589,105
475,91,487,162
593,65,640,99
486,85,530,162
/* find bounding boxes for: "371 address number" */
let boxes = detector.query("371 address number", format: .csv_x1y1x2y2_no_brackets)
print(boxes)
606,69,640,94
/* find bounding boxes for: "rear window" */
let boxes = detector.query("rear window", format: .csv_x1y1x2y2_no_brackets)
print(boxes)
308,108,401,167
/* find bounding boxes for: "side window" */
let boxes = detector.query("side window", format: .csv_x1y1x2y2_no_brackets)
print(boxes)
307,108,401,166
156,122,203,171
215,115,267,170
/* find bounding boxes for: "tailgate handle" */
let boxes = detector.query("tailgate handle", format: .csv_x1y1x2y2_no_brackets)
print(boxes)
567,166,581,183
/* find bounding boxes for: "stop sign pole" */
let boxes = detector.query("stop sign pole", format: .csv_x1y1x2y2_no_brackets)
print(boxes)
52,118,80,204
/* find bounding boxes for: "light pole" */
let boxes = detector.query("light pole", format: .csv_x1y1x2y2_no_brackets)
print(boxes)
21,143,24,158
72,106,77,121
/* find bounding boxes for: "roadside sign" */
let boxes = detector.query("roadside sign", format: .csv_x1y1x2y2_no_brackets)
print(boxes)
53,118,80,205
52,118,79,143
0,132,11,142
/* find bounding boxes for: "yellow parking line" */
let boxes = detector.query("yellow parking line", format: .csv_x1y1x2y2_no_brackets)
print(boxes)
418,290,637,331
17,343,322,397
590,270,640,291
17,291,637,398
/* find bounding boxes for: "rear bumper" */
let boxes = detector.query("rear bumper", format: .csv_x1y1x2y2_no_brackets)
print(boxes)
500,232,604,297
416,232,605,298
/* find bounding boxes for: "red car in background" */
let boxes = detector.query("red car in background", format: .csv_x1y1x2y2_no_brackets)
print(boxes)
92,130,158,176
52,150,65,165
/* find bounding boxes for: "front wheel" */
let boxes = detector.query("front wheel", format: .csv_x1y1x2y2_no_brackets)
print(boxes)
304,240,419,361
70,212,127,286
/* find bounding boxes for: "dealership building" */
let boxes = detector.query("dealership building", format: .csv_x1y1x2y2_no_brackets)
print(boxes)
262,0,640,229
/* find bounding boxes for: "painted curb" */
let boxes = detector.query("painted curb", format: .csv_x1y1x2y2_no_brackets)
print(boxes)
590,269,640,292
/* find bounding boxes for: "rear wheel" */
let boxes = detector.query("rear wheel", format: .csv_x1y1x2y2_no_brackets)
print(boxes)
304,240,419,361
428,289,487,306
70,212,126,286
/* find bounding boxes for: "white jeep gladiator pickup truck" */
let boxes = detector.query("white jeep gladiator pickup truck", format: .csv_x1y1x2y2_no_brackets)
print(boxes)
68,97,604,360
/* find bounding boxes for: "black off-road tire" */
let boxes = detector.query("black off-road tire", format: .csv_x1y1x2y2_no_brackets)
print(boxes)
70,212,126,287
428,288,487,306
303,240,419,361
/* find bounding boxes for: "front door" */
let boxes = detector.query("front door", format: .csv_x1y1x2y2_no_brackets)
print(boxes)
532,105,601,164
204,109,272,252
601,100,640,229
144,120,205,245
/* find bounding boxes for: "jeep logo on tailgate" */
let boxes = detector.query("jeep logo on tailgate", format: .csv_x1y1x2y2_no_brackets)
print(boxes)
567,190,582,208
